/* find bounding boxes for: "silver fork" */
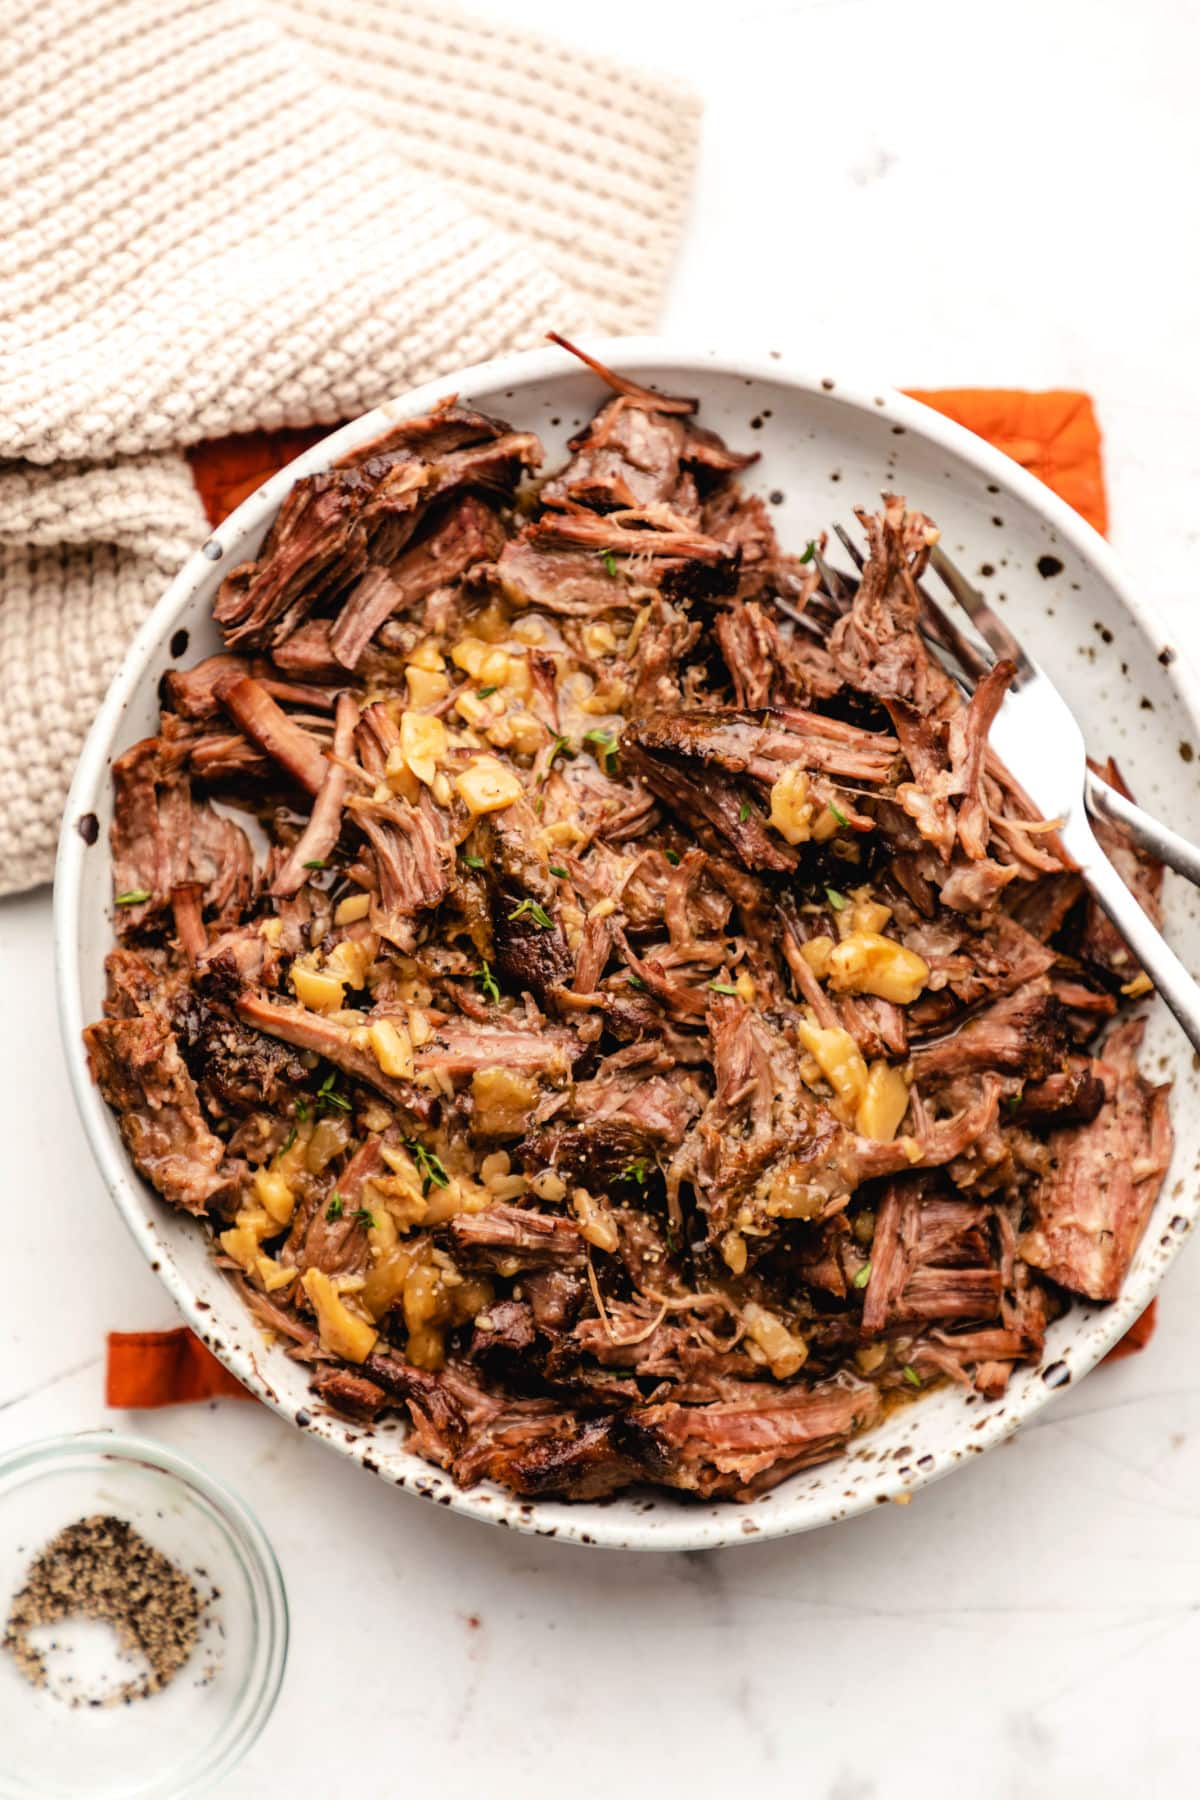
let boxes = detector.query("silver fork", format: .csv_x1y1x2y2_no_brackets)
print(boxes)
827,524,1200,1056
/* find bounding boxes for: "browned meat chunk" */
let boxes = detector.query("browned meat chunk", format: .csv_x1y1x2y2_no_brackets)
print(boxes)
1020,1019,1172,1300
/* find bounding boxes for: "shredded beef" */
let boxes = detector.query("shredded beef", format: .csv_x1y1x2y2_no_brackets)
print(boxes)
86,344,1173,1504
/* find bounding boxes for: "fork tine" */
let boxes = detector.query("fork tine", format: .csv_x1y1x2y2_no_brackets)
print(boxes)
813,547,852,606
915,574,996,686
927,542,1031,678
832,523,864,570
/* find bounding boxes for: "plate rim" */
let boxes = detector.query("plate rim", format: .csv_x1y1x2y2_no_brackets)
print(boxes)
53,334,1200,1551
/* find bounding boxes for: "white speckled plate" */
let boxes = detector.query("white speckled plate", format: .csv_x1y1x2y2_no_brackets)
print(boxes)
54,340,1200,1551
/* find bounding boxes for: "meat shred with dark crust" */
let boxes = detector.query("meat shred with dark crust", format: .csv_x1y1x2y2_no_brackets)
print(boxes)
86,342,1173,1503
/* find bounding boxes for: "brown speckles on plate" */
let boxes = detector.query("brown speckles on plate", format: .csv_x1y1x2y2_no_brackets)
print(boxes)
979,562,995,578
169,628,190,658
820,377,835,391
992,515,1004,527
76,812,99,845
1037,554,1064,579
1041,1361,1071,1388
1180,741,1195,764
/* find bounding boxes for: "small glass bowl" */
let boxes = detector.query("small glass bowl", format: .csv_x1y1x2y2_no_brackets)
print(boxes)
0,1431,288,1799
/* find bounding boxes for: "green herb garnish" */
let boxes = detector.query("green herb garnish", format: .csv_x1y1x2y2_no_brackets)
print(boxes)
664,849,681,866
508,897,553,929
407,1138,450,1195
477,685,498,698
303,859,326,870
853,1261,872,1289
665,1220,680,1254
1006,1089,1024,1111
601,550,619,578
115,889,151,905
294,1098,308,1122
738,799,751,822
546,733,573,771
317,1071,351,1113
627,972,646,990
799,539,817,564
583,727,619,775
902,1365,922,1389
548,864,568,879
478,959,501,1004
830,802,849,827
622,1158,650,1185
708,980,740,996
463,853,485,870
825,887,848,912
353,1208,376,1228
279,1126,297,1156
325,1193,344,1221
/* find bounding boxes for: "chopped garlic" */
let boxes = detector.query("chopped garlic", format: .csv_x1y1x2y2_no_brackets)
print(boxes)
795,1019,869,1111
333,892,371,927
405,664,449,708
399,709,447,785
368,1016,414,1078
743,1302,807,1378
768,765,814,844
291,961,345,1013
572,1187,620,1253
455,757,523,815
827,932,929,1005
856,1060,910,1141
302,1268,378,1363
721,1229,748,1275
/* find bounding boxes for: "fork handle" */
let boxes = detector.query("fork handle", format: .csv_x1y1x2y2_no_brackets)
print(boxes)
1065,814,1200,1057
1085,770,1200,889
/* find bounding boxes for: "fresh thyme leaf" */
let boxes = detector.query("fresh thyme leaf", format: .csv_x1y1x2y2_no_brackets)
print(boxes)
799,539,817,564
546,733,573,771
508,898,553,929
738,799,751,822
664,849,681,866
548,864,568,878
463,853,485,870
407,1138,450,1195
115,889,151,905
830,802,849,827
477,685,497,698
303,859,326,870
477,959,501,1004
1006,1089,1024,1111
853,1261,872,1289
665,1220,680,1254
902,1364,922,1388
325,1193,344,1221
294,1098,308,1122
280,1126,297,1156
353,1208,376,1228
622,1158,650,1185
601,550,619,578
317,1071,351,1113
825,886,848,912
708,980,740,996
627,972,646,990
583,727,619,775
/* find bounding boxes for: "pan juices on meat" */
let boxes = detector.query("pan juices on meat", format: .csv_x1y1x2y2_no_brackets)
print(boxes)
85,340,1172,1502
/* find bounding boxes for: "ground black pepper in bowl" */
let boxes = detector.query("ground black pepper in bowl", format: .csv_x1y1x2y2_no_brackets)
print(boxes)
4,1514,201,1707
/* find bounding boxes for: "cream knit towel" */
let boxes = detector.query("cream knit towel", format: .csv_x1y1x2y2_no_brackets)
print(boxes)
0,0,699,893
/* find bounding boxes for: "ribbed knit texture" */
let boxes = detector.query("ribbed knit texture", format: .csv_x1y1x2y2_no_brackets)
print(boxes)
0,0,700,892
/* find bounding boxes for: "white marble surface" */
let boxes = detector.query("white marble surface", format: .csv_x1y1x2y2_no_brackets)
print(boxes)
5,0,1200,1792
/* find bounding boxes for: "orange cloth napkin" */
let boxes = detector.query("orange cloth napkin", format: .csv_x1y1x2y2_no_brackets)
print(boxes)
107,386,1151,1410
